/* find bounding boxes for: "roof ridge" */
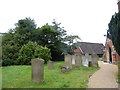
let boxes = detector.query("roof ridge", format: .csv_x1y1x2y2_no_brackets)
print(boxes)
77,41,103,45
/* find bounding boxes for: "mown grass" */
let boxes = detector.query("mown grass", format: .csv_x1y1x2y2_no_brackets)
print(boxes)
2,61,99,88
0,67,2,89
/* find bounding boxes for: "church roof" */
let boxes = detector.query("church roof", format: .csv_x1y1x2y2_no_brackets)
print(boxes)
74,42,104,54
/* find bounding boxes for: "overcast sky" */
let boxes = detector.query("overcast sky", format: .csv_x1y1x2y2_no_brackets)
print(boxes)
0,0,118,44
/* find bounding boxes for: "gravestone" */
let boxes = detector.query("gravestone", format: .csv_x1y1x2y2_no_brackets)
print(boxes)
82,54,90,67
48,60,54,69
64,55,72,69
72,55,76,64
31,58,44,83
75,54,82,66
91,54,99,67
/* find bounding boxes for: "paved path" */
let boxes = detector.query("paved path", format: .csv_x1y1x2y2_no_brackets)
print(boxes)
88,61,118,88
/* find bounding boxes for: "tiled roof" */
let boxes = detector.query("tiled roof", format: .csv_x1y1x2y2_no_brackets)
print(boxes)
75,42,104,54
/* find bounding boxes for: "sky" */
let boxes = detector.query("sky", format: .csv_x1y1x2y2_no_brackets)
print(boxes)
0,0,118,44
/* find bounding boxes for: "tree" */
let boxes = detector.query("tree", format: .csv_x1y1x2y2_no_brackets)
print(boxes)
14,17,37,45
2,31,19,60
52,19,67,38
107,12,120,55
2,18,37,61
51,20,67,61
37,24,64,61
62,35,81,55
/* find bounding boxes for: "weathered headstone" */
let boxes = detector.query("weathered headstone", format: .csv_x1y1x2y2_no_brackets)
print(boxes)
64,55,72,69
91,54,99,67
82,54,90,67
31,58,44,83
75,54,82,66
72,55,76,64
48,60,54,69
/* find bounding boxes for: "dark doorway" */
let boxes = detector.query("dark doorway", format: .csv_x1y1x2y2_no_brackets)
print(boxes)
109,47,112,63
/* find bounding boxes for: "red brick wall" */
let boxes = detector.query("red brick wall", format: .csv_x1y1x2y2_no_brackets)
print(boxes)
104,39,120,62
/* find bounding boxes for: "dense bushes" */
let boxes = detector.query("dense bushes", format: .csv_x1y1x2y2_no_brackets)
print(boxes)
17,41,51,65
2,59,18,66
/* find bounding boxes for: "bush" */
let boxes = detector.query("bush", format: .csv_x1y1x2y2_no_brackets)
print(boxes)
34,46,52,63
17,41,51,65
2,59,18,66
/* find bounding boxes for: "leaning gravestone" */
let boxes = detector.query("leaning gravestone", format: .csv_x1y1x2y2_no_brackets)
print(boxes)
31,58,44,83
91,54,99,67
48,60,54,69
64,55,72,69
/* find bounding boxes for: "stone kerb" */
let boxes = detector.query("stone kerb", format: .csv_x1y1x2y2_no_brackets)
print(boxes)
31,58,44,83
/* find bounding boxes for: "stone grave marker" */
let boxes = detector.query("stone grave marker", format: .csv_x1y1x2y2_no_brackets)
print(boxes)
82,54,90,67
48,60,54,69
64,55,72,69
75,54,82,66
31,58,44,83
91,54,99,67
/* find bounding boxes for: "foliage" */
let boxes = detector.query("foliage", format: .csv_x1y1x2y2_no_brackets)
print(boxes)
37,23,65,61
2,32,20,64
2,62,99,88
17,41,51,65
2,59,18,66
62,35,81,55
52,19,67,38
107,12,120,55
2,17,37,64
34,46,52,63
2,17,81,64
14,17,37,45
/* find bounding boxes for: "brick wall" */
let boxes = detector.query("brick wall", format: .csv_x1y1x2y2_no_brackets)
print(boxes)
104,38,120,62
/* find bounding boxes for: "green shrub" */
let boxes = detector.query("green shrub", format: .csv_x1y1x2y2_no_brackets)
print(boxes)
17,41,51,65
34,46,52,63
2,59,18,66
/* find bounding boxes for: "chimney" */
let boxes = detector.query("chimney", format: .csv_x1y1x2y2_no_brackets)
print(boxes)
118,0,120,12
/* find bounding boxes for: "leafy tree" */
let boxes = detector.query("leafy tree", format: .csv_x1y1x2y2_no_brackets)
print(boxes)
51,20,67,61
107,12,120,55
37,24,64,61
2,17,81,65
2,17,37,64
37,24,60,46
17,41,51,65
2,31,19,60
63,35,81,55
14,17,37,45
52,19,67,38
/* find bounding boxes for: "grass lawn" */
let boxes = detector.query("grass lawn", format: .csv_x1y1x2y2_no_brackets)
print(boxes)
2,61,99,88
0,67,2,90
